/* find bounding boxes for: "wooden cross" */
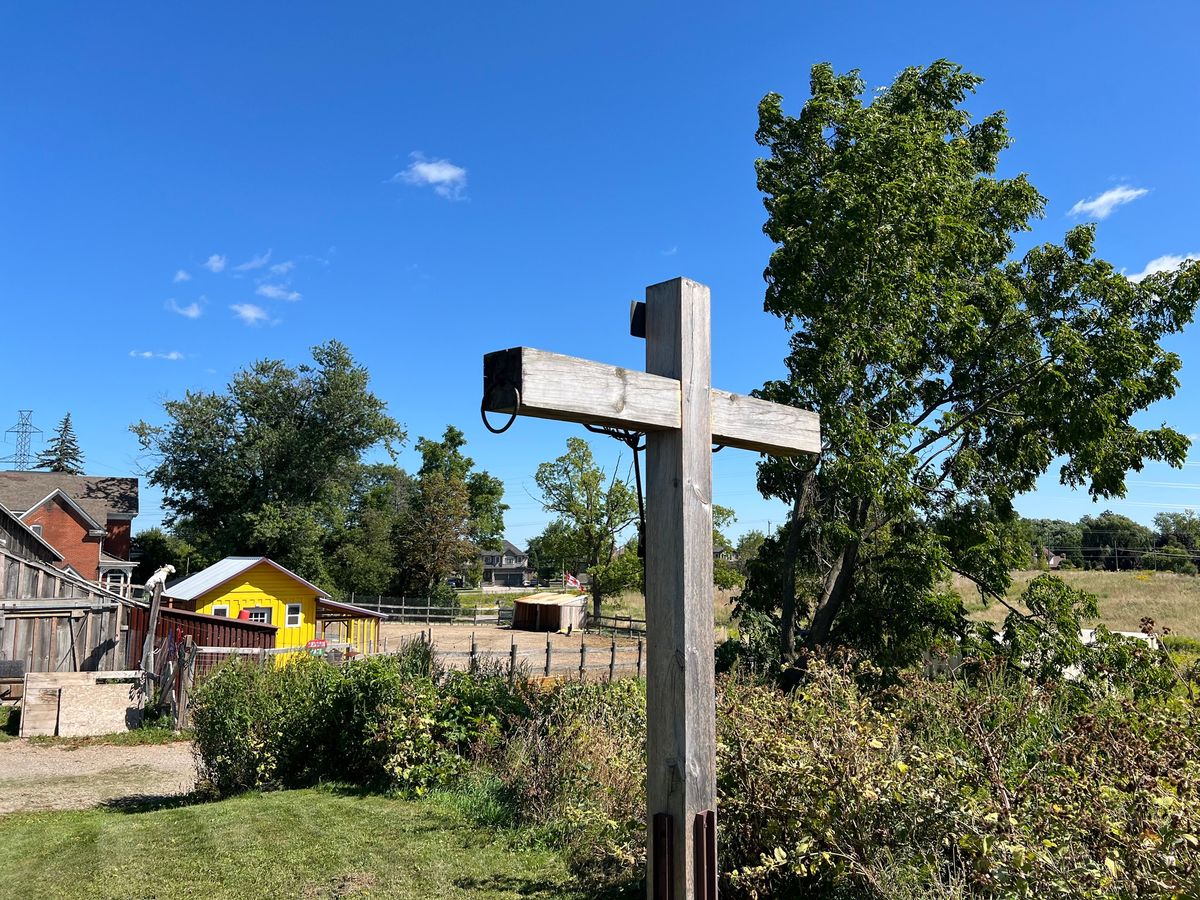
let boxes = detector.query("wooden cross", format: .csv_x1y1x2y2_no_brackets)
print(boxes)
482,277,819,900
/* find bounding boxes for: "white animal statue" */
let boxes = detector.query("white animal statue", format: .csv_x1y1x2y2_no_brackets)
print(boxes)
144,564,176,592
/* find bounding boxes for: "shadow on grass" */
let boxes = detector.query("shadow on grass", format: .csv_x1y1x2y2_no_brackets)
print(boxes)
452,873,640,899
99,789,216,814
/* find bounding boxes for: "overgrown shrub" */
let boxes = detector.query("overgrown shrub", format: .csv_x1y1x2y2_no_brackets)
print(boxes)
190,639,522,796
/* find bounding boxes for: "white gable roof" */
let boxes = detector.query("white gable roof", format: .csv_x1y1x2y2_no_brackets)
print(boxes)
163,556,330,601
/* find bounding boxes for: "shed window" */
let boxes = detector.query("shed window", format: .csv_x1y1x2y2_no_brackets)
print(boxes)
247,607,272,624
212,605,229,617
285,603,301,627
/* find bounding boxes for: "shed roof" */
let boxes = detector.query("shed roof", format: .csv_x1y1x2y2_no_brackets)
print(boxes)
513,592,587,607
317,597,387,620
163,556,331,602
0,472,139,521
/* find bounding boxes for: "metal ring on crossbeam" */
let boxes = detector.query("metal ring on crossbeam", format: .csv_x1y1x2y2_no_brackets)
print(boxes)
480,388,521,434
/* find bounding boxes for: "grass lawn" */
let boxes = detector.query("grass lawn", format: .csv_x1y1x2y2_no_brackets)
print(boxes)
958,569,1200,637
0,786,628,900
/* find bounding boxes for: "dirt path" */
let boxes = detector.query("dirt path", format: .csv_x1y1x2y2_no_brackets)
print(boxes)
0,740,196,815
379,623,644,677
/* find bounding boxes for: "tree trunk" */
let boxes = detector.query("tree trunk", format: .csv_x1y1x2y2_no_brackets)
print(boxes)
779,473,816,663
804,540,859,648
779,495,805,662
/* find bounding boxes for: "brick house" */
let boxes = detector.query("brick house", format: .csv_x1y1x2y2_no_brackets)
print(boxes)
0,472,138,590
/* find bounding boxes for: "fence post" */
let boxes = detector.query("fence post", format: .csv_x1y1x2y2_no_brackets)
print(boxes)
509,636,517,683
609,635,616,681
176,636,196,731
545,632,552,678
473,605,478,626
401,596,406,622
636,638,643,679
470,632,477,671
425,600,430,625
579,637,587,680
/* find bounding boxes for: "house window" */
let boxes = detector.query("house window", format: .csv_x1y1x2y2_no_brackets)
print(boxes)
246,607,272,624
285,603,301,627
212,605,229,617
31,524,44,537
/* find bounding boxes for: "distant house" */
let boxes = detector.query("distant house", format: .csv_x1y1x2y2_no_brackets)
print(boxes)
481,540,535,587
0,502,63,568
0,472,138,590
163,556,384,654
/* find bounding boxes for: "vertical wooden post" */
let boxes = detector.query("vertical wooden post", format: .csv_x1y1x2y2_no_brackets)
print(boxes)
579,636,587,679
637,637,644,679
508,636,517,683
176,636,196,731
141,582,164,675
609,635,617,681
644,278,716,900
545,632,552,677
470,631,478,670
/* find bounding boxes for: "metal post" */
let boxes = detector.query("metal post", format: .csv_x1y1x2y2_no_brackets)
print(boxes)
509,636,517,683
579,636,587,679
470,632,477,670
545,632,552,677
609,635,617,681
637,637,643,679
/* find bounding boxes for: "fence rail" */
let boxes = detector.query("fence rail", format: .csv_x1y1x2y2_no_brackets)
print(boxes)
588,614,647,637
345,596,514,625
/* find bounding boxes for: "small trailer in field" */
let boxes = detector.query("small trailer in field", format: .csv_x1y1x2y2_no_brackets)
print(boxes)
510,592,587,633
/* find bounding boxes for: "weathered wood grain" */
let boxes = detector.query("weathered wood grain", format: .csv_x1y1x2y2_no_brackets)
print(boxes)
710,389,821,455
57,683,142,737
644,277,717,900
484,347,682,432
19,686,60,737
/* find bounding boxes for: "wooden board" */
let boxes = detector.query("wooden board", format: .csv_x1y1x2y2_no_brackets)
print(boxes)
710,388,821,455
484,347,682,433
18,686,60,737
57,683,143,737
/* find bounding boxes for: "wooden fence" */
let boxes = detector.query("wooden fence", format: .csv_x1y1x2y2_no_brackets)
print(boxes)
346,596,512,625
588,613,647,637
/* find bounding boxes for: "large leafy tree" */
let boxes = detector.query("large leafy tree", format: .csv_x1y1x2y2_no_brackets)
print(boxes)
1079,510,1155,570
751,61,1200,662
395,468,476,596
533,437,639,618
132,341,402,585
36,412,84,474
415,426,508,550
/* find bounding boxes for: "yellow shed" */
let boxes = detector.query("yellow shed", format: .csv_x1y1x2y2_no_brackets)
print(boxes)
163,556,382,654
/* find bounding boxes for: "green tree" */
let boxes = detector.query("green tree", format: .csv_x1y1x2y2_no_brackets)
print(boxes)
1154,510,1200,552
328,464,411,597
36,413,84,474
752,61,1199,662
533,437,638,618
395,468,475,596
415,426,508,550
1026,518,1085,567
713,505,744,590
132,341,402,586
1079,510,1155,570
131,527,209,584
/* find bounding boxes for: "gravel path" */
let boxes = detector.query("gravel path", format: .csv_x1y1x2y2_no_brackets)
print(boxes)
0,740,196,815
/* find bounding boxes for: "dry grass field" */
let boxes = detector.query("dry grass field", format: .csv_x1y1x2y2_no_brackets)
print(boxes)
957,569,1200,637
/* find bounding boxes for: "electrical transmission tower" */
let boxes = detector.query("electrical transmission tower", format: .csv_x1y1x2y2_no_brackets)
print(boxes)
2,410,42,470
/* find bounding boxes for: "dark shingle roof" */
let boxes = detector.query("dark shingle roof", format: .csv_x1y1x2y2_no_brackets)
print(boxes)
0,472,139,522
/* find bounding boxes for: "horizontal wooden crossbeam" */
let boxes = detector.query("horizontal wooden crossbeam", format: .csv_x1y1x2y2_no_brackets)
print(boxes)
483,347,820,456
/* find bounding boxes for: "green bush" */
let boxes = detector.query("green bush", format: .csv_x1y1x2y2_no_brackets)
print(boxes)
190,639,522,796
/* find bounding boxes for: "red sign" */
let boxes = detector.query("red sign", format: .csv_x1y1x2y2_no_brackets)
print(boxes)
305,639,328,649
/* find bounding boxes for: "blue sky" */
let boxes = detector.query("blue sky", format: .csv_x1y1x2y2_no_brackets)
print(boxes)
2,2,1198,547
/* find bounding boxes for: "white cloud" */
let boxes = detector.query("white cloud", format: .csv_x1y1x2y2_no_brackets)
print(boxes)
231,303,270,325
256,283,301,301
270,260,295,275
166,298,204,319
204,254,227,273
1068,185,1148,220
173,269,191,283
234,250,272,271
393,152,468,200
1127,253,1200,283
129,350,184,360
661,245,678,257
